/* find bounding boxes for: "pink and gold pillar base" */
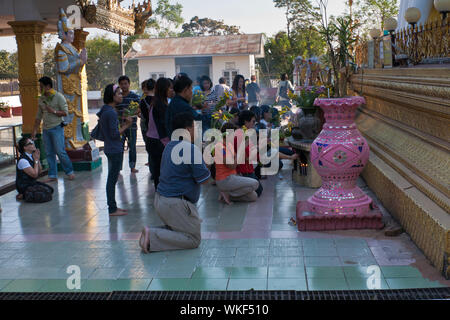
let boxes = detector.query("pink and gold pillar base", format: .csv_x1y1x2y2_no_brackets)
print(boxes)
296,97,384,231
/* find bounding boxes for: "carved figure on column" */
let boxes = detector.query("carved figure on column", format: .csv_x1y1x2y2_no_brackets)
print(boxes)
55,8,88,149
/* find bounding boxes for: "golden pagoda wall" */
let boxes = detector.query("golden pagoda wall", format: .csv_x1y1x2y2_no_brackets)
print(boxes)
350,67,450,278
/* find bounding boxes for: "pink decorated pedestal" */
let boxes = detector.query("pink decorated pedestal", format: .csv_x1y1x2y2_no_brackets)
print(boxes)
296,96,384,231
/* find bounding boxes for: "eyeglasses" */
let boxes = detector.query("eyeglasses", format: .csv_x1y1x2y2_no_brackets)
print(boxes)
25,141,34,146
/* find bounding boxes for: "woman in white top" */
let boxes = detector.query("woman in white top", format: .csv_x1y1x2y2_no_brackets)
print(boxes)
276,73,295,108
15,137,53,200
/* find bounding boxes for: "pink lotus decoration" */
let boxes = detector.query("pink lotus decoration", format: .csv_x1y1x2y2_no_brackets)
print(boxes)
296,96,384,231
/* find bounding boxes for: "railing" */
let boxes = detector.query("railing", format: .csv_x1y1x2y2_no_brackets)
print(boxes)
355,17,449,67
0,123,22,168
0,78,20,97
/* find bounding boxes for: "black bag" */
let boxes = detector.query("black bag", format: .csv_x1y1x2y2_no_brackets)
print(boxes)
24,183,53,203
90,123,104,141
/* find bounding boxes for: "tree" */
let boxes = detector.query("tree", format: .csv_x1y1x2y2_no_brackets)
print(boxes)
146,0,184,37
359,0,399,31
180,16,241,37
257,29,325,83
273,0,318,41
85,37,121,91
42,34,58,81
0,50,18,78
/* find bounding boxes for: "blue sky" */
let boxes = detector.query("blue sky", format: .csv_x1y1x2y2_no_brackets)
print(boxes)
0,0,347,52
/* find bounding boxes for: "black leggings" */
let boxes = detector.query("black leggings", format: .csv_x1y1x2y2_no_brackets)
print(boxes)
148,138,165,189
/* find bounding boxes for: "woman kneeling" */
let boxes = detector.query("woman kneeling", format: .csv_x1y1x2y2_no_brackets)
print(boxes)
16,137,53,203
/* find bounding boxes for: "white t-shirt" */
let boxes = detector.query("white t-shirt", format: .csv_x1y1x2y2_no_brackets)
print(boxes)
17,153,34,170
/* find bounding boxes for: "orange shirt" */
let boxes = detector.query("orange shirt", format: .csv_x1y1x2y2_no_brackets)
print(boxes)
214,141,237,181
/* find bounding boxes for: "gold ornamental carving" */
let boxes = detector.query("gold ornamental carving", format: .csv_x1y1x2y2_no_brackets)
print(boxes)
76,0,152,35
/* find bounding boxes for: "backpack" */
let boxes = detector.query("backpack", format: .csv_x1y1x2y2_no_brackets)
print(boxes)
279,83,288,99
23,183,54,203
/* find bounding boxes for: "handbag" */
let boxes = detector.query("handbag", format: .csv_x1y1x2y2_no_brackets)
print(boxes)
90,122,105,141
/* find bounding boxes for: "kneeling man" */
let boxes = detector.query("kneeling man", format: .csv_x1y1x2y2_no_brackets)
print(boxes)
140,112,210,253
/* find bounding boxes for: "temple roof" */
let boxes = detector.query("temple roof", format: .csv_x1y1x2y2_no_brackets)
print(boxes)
125,33,265,60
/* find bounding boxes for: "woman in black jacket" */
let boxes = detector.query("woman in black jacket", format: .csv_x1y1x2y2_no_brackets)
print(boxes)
146,77,175,188
139,79,155,172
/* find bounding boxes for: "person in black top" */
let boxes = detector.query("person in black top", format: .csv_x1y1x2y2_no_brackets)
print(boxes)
146,77,174,188
247,75,261,107
139,78,155,173
165,74,210,137
16,137,53,200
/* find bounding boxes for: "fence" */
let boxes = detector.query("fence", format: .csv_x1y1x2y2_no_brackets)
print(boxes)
0,79,20,97
0,124,22,168
355,17,449,67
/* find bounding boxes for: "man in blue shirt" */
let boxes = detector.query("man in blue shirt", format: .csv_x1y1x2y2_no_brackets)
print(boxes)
117,75,141,173
165,74,210,137
139,112,210,253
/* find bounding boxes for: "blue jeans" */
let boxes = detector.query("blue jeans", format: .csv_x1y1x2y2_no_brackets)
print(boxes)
122,127,137,169
106,152,123,214
42,125,74,178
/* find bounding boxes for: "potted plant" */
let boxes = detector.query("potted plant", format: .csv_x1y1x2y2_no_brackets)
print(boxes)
288,86,326,141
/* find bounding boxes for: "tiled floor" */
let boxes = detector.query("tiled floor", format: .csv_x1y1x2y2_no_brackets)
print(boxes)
0,149,449,292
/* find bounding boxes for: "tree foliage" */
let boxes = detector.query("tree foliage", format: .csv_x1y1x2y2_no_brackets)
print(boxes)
0,50,18,78
258,29,325,84
85,37,121,91
180,16,241,37
146,0,184,37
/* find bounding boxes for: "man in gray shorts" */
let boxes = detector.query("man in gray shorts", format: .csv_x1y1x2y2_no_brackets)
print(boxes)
139,112,210,253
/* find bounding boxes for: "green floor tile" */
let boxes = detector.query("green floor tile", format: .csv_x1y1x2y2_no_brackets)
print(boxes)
305,257,341,267
191,267,233,279
1,279,46,292
347,277,389,290
334,239,368,249
340,256,378,266
303,239,335,248
343,266,383,278
236,247,269,258
203,248,237,258
307,278,349,291
269,256,304,267
230,267,268,279
269,247,302,257
148,278,190,291
81,279,152,292
386,277,447,289
88,268,125,279
39,279,85,292
337,247,373,257
381,266,423,278
304,247,338,257
227,279,267,291
306,267,345,278
268,267,306,279
0,280,12,291
267,278,307,290
188,279,229,291
270,239,302,247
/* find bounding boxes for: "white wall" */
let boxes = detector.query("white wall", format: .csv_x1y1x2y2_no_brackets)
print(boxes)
212,55,252,84
137,58,176,84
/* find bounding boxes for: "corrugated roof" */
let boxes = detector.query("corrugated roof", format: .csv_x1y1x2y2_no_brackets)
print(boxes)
125,33,264,59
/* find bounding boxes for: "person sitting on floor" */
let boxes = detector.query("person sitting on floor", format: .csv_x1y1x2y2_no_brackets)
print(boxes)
16,137,54,203
139,112,211,254
215,122,259,205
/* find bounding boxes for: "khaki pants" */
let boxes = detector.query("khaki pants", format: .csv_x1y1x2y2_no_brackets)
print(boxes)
150,192,202,252
216,174,259,202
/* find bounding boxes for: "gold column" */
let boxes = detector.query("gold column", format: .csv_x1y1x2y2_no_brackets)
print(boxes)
7,21,48,134
73,29,90,124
